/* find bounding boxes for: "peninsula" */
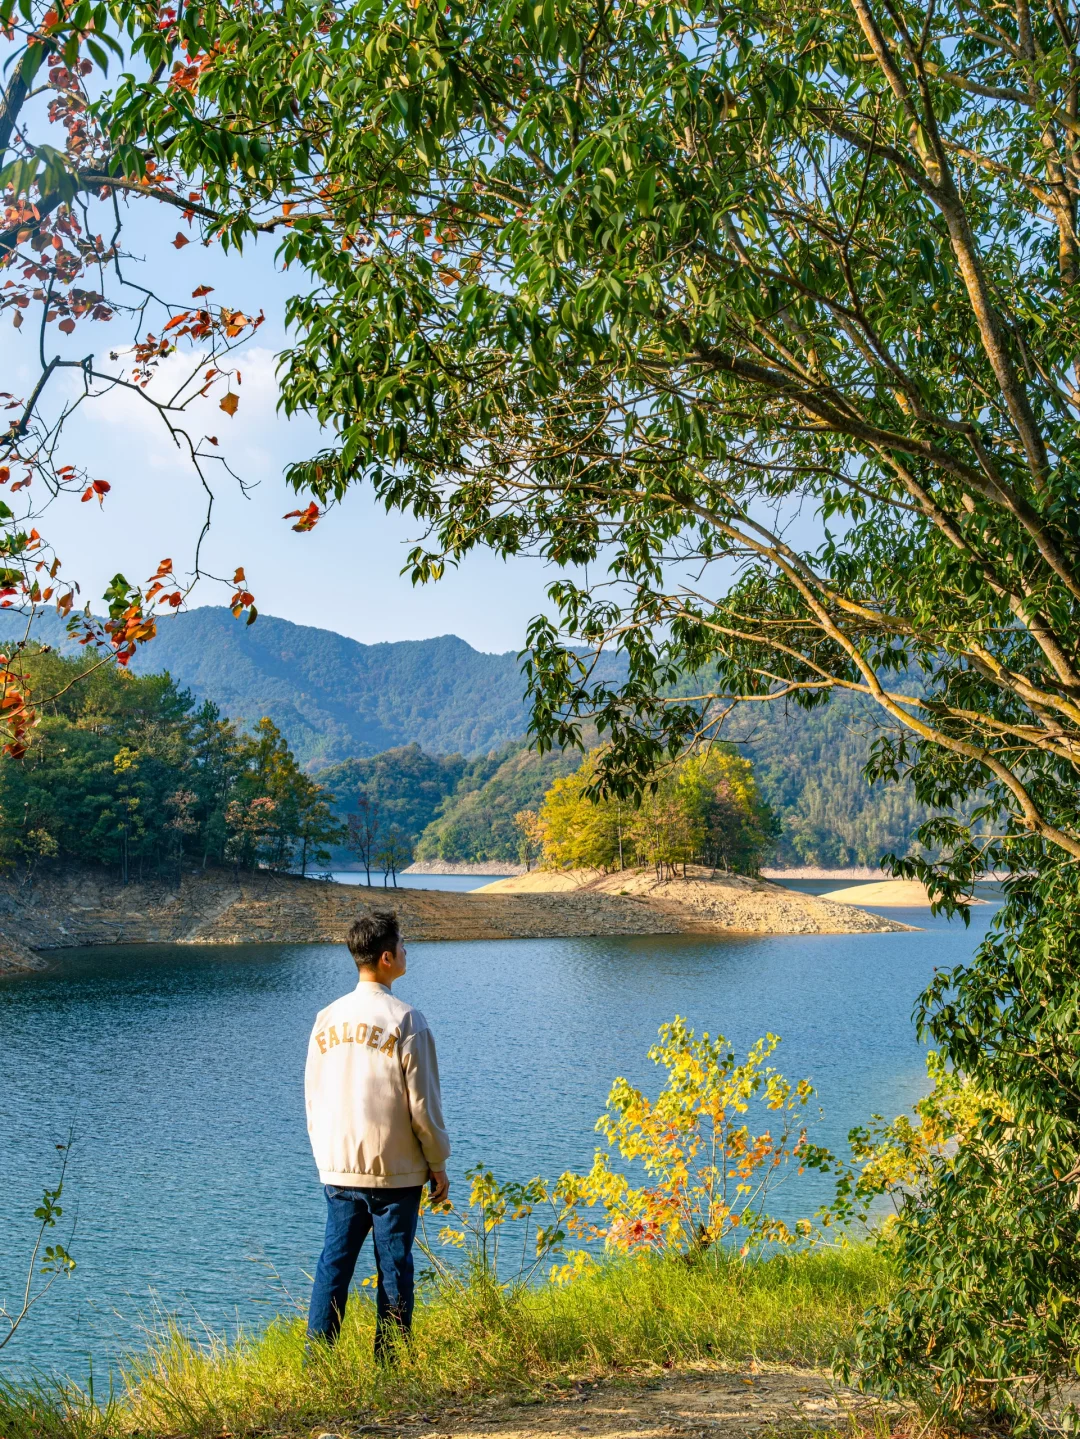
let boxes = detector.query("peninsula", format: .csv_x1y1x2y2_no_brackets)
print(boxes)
0,865,909,974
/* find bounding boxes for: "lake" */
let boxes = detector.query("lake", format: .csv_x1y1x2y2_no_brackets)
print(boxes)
0,901,996,1381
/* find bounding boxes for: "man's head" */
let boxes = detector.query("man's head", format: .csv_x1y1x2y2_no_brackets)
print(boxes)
347,910,407,985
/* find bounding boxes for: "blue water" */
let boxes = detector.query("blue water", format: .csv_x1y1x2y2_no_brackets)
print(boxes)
326,872,515,892
0,904,996,1381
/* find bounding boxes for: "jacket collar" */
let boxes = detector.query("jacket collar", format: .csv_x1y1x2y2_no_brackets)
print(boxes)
355,979,391,994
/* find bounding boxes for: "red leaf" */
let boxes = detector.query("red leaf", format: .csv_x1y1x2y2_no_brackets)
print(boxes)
172,232,190,249
283,501,321,532
191,284,213,298
58,318,75,334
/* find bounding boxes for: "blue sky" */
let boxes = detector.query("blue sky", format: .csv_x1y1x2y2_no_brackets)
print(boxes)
0,192,558,654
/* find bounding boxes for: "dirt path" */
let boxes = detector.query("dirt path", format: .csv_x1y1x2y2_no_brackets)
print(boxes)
317,1365,892,1439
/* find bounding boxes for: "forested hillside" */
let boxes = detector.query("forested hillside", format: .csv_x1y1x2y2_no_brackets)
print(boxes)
0,651,341,880
3,609,931,866
413,744,582,863
316,744,469,845
724,698,930,868
335,706,930,870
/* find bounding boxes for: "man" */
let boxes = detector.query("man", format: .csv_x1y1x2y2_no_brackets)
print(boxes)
305,910,451,1357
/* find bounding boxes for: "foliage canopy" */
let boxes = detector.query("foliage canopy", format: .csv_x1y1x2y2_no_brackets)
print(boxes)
538,746,777,875
1,650,342,879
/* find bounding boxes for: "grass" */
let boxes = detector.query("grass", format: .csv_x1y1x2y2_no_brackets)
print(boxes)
0,1246,893,1439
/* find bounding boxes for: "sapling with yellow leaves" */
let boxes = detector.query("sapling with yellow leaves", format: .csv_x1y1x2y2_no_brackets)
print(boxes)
557,1019,831,1272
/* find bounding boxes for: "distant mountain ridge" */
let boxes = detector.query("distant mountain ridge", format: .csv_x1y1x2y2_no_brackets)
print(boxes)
0,607,540,766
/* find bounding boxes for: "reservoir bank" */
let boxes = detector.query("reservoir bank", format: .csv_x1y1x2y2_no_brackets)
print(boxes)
0,902,995,1380
0,866,906,974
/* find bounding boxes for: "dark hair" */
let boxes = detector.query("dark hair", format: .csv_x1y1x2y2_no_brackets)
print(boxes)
347,911,400,970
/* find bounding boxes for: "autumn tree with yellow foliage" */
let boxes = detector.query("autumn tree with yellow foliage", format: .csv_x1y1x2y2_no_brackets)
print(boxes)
538,748,777,878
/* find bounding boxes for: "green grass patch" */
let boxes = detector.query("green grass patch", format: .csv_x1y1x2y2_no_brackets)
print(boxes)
0,1246,893,1439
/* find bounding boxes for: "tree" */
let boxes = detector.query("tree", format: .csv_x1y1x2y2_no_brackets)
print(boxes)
376,824,412,888
539,754,629,872
0,1137,76,1353
0,0,268,759
512,808,544,871
83,0,1080,1412
294,775,344,877
348,795,382,887
538,747,773,876
0,649,338,880
164,786,197,882
676,752,779,876
140,0,1080,864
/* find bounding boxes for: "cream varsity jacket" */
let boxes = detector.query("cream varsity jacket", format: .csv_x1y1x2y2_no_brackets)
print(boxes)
305,980,451,1188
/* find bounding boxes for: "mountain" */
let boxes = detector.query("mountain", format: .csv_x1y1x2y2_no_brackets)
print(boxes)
0,607,537,767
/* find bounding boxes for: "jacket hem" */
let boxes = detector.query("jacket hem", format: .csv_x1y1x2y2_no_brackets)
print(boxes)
320,1168,431,1188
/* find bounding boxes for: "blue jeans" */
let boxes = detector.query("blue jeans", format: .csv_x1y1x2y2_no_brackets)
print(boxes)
307,1184,423,1357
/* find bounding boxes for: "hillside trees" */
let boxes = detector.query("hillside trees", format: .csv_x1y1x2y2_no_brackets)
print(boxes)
414,742,581,863
0,649,342,878
540,748,776,876
97,0,1080,1414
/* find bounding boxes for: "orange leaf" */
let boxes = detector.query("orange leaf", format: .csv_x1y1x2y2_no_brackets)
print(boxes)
58,317,75,334
191,284,213,298
284,501,321,532
232,566,246,584
219,391,239,416
172,232,190,249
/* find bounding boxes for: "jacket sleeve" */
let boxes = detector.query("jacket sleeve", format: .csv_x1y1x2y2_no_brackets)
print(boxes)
399,1023,452,1170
